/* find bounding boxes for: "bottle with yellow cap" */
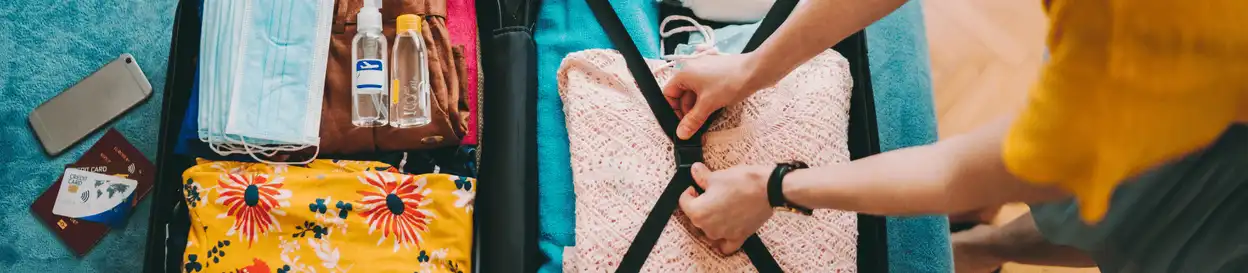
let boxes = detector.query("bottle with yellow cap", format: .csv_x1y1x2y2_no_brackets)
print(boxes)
389,14,432,128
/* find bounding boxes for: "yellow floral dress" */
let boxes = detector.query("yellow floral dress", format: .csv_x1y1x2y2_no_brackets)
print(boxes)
180,159,475,273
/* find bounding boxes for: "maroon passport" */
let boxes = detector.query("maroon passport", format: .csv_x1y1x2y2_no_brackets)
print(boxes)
30,129,155,257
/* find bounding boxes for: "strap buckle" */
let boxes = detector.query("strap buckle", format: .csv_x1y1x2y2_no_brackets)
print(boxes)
673,143,703,170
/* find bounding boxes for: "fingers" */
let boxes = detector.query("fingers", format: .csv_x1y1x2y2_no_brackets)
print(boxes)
679,187,711,238
677,103,713,140
717,237,746,255
662,73,687,116
690,162,711,191
679,187,700,212
679,93,696,119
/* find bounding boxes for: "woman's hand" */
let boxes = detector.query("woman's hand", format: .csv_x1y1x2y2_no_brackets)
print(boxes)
952,225,1008,273
679,162,775,255
662,53,773,140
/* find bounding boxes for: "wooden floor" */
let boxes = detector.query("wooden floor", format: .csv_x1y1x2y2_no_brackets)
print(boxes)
922,0,1099,272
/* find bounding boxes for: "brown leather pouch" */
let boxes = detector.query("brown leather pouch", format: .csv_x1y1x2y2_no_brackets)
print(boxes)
321,0,467,155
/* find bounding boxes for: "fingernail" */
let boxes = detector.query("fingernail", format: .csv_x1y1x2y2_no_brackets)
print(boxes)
677,125,691,139
692,162,707,172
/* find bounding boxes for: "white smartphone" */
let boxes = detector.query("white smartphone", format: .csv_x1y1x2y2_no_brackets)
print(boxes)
29,53,153,156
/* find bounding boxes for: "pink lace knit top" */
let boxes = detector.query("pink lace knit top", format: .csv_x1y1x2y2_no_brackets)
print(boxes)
557,49,858,272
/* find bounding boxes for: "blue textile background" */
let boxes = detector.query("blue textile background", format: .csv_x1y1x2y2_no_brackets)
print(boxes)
865,1,954,272
0,1,176,271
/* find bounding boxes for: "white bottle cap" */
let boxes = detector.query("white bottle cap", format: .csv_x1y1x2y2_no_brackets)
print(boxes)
358,0,383,32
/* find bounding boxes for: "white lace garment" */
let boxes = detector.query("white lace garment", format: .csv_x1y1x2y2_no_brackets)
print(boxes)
558,48,858,272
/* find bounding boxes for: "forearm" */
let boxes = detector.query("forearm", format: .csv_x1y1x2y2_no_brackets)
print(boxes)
782,118,1070,216
960,213,1097,267
745,0,908,87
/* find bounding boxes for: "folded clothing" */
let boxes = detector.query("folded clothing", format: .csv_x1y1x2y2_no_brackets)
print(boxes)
559,49,857,271
181,159,475,272
533,1,663,271
446,0,479,145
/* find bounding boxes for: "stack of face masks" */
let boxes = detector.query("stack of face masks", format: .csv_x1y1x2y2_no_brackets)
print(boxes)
198,0,334,163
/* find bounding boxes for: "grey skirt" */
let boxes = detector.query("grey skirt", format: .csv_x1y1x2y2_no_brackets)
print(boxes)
1029,125,1248,273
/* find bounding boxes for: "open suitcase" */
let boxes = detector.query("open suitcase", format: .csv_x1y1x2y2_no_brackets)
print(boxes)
143,0,889,272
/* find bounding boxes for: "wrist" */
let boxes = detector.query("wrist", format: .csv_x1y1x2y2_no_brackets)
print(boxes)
748,165,772,200
741,52,781,91
780,168,813,210
768,162,814,215
952,226,1008,264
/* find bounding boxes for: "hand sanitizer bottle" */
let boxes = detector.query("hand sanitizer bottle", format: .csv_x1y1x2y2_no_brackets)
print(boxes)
390,14,432,128
351,0,389,127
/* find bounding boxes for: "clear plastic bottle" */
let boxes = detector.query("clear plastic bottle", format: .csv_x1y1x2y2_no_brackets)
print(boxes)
389,14,432,128
351,0,389,127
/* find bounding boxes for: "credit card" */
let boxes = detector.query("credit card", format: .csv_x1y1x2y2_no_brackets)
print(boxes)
51,168,137,227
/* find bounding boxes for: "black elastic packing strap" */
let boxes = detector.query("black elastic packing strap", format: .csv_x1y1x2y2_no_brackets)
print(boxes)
584,0,799,272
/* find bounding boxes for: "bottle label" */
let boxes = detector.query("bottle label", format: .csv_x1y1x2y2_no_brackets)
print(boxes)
391,79,399,105
354,59,385,94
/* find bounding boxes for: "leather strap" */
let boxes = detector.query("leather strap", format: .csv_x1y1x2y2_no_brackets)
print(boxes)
768,161,813,215
584,0,799,272
742,0,798,53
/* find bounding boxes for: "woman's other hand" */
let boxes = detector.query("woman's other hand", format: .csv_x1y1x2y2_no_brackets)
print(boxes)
952,225,1008,273
678,162,774,255
662,53,773,140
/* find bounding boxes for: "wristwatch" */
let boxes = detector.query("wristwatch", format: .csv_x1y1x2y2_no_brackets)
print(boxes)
768,161,813,216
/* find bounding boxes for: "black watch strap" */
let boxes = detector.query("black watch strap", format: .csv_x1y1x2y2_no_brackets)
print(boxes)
768,161,813,215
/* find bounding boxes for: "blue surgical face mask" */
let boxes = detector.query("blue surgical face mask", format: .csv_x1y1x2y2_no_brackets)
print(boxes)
659,0,777,24
673,21,761,55
198,0,333,163
199,0,244,149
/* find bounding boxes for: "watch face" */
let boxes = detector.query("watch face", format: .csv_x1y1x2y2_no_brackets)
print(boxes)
778,160,808,168
773,206,814,216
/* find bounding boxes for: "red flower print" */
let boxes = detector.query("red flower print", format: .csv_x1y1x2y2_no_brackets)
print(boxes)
356,172,435,252
236,258,270,273
216,173,291,246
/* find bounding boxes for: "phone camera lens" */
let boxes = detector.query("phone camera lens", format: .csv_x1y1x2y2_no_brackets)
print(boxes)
125,58,133,64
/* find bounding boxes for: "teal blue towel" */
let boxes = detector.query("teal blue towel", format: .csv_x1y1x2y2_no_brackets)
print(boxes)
0,1,175,271
867,1,954,272
534,1,661,272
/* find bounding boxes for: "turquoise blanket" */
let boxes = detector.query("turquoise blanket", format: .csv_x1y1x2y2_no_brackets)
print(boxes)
534,0,950,272
0,1,175,271
866,1,954,272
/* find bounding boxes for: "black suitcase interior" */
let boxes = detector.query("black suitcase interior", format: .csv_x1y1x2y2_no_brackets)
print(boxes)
143,0,888,272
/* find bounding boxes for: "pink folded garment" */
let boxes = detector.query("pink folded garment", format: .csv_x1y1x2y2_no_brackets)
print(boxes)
447,0,479,144
558,49,858,272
